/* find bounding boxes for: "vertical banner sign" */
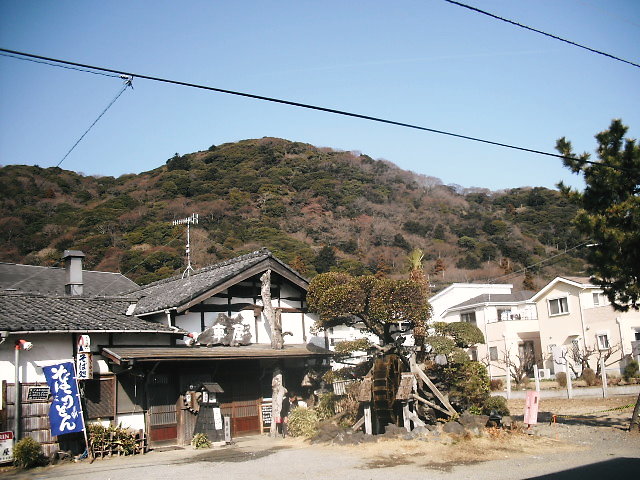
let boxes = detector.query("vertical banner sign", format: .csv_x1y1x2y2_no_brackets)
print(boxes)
76,335,92,380
42,362,86,436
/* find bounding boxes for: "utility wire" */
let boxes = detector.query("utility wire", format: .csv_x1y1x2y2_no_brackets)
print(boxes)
488,240,591,284
0,51,120,78
443,0,640,69
55,76,133,168
0,48,627,172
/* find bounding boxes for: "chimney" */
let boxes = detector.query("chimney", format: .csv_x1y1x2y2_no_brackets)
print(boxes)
63,250,85,296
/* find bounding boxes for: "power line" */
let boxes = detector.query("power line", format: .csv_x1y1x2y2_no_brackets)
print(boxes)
0,51,120,78
443,0,640,69
0,48,627,172
488,240,591,284
55,76,133,168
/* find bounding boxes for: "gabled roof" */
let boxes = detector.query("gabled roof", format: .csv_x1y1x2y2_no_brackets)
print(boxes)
446,291,535,312
429,283,513,302
0,262,138,296
0,292,178,334
130,249,308,316
530,276,598,302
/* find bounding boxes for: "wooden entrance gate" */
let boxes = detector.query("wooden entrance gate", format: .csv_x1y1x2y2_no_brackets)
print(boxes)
148,373,178,443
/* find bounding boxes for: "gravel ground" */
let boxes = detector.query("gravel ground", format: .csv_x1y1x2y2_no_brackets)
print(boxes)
3,396,638,480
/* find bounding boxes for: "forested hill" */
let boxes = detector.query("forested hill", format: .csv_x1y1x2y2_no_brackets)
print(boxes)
0,137,586,290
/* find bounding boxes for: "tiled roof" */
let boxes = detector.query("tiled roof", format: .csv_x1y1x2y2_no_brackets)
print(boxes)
130,248,308,316
0,263,138,296
448,291,535,310
0,293,177,333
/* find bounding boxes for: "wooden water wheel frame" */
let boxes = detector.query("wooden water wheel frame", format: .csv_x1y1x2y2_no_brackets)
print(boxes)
371,354,402,433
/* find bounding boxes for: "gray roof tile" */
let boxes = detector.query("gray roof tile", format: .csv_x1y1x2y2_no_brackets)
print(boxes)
0,293,177,333
131,248,307,315
0,263,138,296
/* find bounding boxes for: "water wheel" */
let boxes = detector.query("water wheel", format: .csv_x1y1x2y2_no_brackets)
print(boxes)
371,354,402,433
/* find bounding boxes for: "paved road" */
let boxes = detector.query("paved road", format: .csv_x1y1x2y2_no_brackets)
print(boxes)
494,384,640,399
4,432,639,480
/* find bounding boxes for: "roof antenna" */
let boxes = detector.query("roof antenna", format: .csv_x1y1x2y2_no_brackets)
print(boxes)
172,213,199,278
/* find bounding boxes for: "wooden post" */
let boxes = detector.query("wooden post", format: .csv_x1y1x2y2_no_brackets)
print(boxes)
565,356,573,399
364,404,372,435
505,369,511,400
402,402,411,432
534,366,540,392
269,367,286,438
261,270,284,350
600,356,608,398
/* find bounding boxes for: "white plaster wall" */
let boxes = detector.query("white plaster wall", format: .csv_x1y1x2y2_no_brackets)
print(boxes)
0,334,73,383
175,311,202,334
116,412,146,432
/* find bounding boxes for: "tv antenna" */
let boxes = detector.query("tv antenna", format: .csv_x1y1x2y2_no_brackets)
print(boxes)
172,213,199,278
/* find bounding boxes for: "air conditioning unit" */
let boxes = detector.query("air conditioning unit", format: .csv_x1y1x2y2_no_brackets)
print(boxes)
537,368,551,379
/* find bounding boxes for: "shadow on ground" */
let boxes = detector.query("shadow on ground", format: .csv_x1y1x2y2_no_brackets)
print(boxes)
528,457,640,479
514,411,631,430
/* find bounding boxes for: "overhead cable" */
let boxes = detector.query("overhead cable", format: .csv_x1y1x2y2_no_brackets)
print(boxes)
488,240,591,284
443,0,640,69
55,76,133,168
0,48,625,171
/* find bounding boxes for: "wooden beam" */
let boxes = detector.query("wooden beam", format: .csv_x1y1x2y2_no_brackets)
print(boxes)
410,357,457,416
351,416,365,432
411,394,451,416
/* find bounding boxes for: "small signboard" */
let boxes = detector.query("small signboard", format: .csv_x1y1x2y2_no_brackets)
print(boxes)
0,431,13,464
524,391,540,426
213,407,223,430
76,352,93,380
26,386,51,401
261,400,272,427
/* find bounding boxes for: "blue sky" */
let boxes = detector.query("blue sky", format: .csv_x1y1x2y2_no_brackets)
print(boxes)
1,0,638,190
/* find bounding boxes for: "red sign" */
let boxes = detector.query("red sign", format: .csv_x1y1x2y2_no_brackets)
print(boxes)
0,432,12,441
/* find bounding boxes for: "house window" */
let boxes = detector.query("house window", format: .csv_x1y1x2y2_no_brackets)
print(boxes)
635,330,640,341
549,297,569,316
592,292,600,306
470,348,478,361
497,309,511,322
596,333,610,350
460,311,476,324
489,346,498,361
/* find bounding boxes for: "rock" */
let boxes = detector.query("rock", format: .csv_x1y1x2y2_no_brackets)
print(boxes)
502,416,513,428
442,421,465,435
384,425,407,436
460,413,490,429
411,426,431,436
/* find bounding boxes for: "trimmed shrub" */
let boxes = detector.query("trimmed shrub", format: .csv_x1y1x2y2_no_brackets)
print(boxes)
623,360,639,382
581,368,597,386
482,396,510,417
489,379,504,391
13,437,45,469
288,407,319,438
556,372,567,387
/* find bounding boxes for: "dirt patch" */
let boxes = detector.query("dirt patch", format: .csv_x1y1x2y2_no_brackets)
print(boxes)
343,428,578,470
